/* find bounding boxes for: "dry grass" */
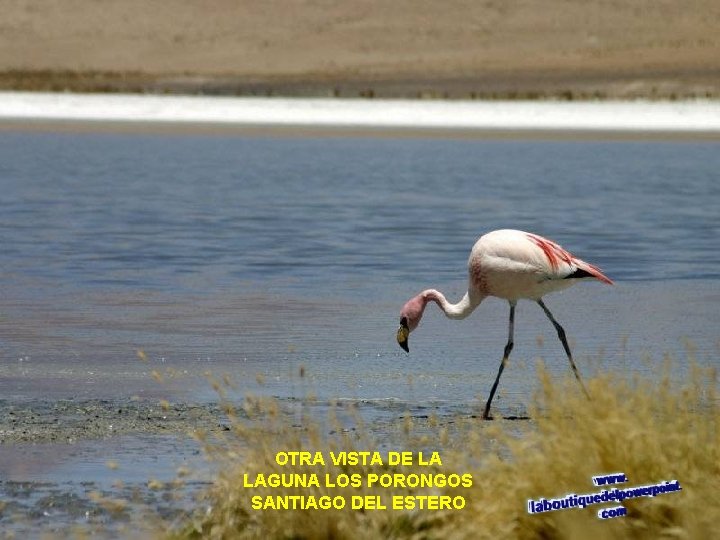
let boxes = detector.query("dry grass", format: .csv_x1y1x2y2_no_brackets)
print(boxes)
168,360,719,540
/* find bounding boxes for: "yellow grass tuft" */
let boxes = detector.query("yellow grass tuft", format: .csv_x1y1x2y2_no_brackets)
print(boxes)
168,359,719,540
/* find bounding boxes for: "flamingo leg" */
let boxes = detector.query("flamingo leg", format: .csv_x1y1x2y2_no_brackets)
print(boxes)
536,299,590,399
482,301,516,420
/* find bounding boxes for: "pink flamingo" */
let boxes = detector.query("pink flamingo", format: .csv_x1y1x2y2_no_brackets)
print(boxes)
396,229,613,420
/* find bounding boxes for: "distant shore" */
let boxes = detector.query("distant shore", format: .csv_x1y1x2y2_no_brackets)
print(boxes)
2,0,718,100
2,67,719,101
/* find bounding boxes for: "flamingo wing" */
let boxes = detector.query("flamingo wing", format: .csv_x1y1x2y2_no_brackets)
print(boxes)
525,232,614,285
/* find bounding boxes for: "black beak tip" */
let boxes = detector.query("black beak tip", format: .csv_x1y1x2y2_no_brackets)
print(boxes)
397,317,410,353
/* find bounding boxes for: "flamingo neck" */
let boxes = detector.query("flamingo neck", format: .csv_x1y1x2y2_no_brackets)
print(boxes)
422,289,481,320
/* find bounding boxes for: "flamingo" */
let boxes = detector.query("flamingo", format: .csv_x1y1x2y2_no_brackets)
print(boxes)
396,229,613,420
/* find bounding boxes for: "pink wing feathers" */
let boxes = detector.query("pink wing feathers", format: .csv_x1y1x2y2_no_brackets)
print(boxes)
526,233,613,285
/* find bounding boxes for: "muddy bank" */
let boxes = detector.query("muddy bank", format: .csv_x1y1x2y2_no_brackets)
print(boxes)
0,398,227,445
0,398,228,537
0,401,213,537
0,396,513,538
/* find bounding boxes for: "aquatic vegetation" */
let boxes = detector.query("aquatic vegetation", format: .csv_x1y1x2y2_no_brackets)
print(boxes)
168,360,719,540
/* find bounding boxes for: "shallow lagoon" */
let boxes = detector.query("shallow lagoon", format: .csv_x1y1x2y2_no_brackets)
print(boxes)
0,110,718,535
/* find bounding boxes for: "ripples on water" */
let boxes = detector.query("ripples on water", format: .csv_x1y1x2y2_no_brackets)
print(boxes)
0,132,718,411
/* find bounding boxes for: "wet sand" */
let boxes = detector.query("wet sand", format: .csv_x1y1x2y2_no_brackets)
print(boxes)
0,399,226,445
3,117,720,141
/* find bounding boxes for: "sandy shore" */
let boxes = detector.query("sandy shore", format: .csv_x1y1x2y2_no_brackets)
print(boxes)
1,0,719,99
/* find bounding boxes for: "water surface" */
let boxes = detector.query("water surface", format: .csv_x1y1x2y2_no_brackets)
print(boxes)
0,132,718,412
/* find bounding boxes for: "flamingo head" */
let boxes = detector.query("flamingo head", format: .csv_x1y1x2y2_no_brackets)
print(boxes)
397,293,428,353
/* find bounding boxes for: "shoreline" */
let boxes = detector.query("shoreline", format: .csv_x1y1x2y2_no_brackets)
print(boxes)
0,394,525,538
2,68,719,101
0,398,226,445
2,92,720,140
3,118,720,142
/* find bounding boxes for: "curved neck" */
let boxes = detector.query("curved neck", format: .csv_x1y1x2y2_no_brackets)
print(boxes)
423,289,482,320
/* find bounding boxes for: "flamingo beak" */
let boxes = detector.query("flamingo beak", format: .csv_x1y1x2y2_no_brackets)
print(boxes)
397,318,410,353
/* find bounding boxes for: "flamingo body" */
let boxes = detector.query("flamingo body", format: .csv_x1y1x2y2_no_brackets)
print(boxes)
396,228,613,419
468,229,612,301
